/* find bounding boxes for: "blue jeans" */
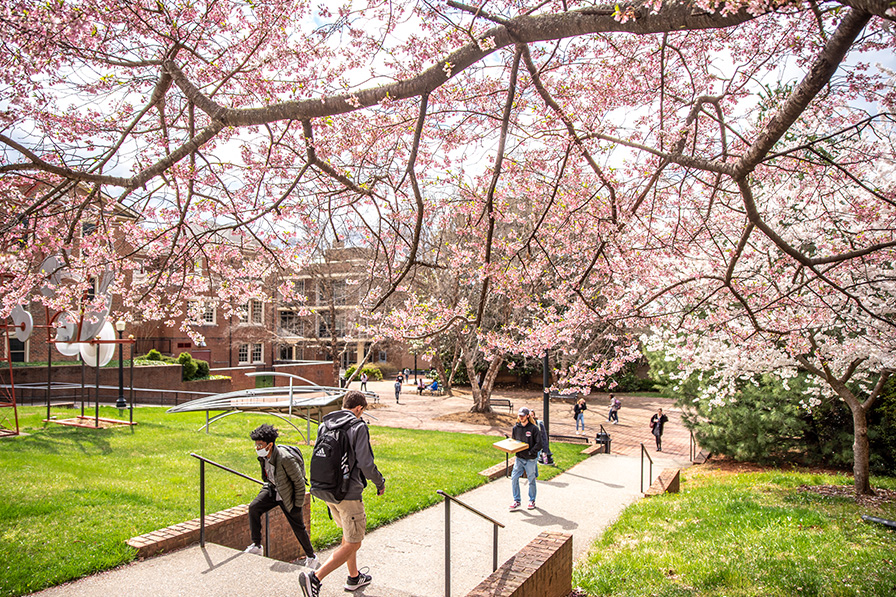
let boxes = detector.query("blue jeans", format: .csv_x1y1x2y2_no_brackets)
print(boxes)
511,457,538,503
575,413,585,431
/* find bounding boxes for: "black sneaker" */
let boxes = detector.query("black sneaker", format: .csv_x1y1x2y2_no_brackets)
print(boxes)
344,568,372,591
299,571,321,597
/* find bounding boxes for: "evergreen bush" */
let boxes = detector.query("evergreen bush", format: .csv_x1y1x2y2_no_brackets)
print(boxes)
345,364,383,381
194,359,210,379
647,349,896,474
146,349,162,361
177,352,198,381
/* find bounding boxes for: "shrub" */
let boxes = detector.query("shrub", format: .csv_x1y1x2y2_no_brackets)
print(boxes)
177,352,198,381
146,349,162,361
194,359,210,379
345,364,383,381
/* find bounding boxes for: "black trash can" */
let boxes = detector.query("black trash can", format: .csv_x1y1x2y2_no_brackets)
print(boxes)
594,431,612,454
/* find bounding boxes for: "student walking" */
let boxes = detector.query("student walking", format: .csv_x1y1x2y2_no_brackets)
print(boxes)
394,378,401,403
573,398,587,435
244,424,318,568
650,408,669,451
299,391,386,596
359,372,368,392
510,407,543,511
608,394,621,424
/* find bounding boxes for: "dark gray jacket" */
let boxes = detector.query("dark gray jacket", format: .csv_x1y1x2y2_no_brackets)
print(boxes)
320,409,386,500
257,445,305,512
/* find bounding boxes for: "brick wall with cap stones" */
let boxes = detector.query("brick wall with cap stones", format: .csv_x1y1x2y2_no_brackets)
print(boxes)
465,531,572,597
127,493,312,562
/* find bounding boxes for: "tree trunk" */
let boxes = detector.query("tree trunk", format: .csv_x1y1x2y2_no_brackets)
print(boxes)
850,404,873,496
464,345,491,413
479,356,504,405
431,351,452,397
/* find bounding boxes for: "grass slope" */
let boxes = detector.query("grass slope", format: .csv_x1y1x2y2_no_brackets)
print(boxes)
574,466,896,597
0,405,587,596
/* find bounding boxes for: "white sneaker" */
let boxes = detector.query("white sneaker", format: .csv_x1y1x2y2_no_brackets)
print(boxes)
303,555,320,570
244,544,263,555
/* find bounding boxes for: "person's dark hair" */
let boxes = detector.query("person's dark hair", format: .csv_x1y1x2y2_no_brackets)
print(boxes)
250,423,279,443
343,390,368,410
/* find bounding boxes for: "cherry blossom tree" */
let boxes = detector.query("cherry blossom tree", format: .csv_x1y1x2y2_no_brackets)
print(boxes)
1,1,895,469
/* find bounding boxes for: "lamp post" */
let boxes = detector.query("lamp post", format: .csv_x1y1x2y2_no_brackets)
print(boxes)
115,319,127,414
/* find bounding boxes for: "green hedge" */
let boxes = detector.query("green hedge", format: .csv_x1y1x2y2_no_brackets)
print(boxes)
345,364,383,381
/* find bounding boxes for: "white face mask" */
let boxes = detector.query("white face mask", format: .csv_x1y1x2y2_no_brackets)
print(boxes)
255,445,269,458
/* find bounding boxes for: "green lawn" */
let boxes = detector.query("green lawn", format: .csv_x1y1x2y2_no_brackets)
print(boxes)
574,467,896,597
0,405,588,596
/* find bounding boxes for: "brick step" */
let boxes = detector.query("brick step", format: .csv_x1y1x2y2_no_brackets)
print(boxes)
645,468,680,496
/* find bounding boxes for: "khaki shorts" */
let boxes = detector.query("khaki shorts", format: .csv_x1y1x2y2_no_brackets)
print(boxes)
327,499,366,544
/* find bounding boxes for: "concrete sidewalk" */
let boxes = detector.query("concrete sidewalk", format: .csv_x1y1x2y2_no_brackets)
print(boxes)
33,450,691,597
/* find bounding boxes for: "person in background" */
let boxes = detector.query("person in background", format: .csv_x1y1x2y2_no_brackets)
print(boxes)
510,407,543,511
359,371,368,392
573,398,587,435
394,378,401,403
528,410,554,466
650,408,669,451
417,377,426,395
244,424,318,569
608,394,621,424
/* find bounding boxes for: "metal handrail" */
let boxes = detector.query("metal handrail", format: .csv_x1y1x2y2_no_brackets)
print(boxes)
191,453,270,554
640,443,654,493
436,490,505,597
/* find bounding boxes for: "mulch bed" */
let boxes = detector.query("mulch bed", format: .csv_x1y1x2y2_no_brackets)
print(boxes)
434,411,517,427
798,484,896,507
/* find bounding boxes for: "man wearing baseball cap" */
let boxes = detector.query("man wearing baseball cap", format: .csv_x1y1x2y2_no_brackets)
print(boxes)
509,407,543,511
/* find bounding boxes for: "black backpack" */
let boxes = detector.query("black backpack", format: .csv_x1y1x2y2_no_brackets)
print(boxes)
309,418,361,502
279,444,307,486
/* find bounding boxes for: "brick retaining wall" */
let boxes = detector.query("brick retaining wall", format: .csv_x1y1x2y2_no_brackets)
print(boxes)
466,531,572,597
127,493,312,562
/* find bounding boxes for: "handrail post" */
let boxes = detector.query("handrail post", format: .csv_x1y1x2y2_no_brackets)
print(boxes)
640,444,644,493
264,511,270,556
444,497,451,597
492,524,498,572
200,459,206,547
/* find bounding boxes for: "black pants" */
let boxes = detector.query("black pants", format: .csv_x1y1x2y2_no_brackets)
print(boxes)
654,432,662,450
248,489,315,557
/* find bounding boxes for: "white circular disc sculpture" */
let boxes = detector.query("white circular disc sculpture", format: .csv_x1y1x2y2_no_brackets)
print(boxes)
55,312,81,356
79,321,116,367
10,306,33,342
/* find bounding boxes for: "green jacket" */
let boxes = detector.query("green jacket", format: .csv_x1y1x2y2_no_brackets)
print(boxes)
258,445,305,512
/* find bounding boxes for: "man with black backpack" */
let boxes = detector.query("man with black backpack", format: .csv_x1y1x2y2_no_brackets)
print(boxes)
300,391,386,596
245,423,318,568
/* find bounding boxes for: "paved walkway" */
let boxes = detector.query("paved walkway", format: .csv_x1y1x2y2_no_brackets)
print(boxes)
32,386,693,597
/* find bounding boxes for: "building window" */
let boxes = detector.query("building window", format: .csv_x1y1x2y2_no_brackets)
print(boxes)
317,279,347,306
188,301,216,325
318,314,345,338
82,221,97,237
252,343,263,363
239,299,264,325
279,311,305,336
378,350,387,363
8,337,26,363
238,344,249,364
251,300,263,324
279,345,293,361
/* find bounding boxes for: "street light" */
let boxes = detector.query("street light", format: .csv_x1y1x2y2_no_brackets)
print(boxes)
115,319,127,414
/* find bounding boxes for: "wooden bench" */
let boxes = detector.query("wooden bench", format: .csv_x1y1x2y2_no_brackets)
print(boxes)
421,383,444,396
490,398,513,412
549,390,578,401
